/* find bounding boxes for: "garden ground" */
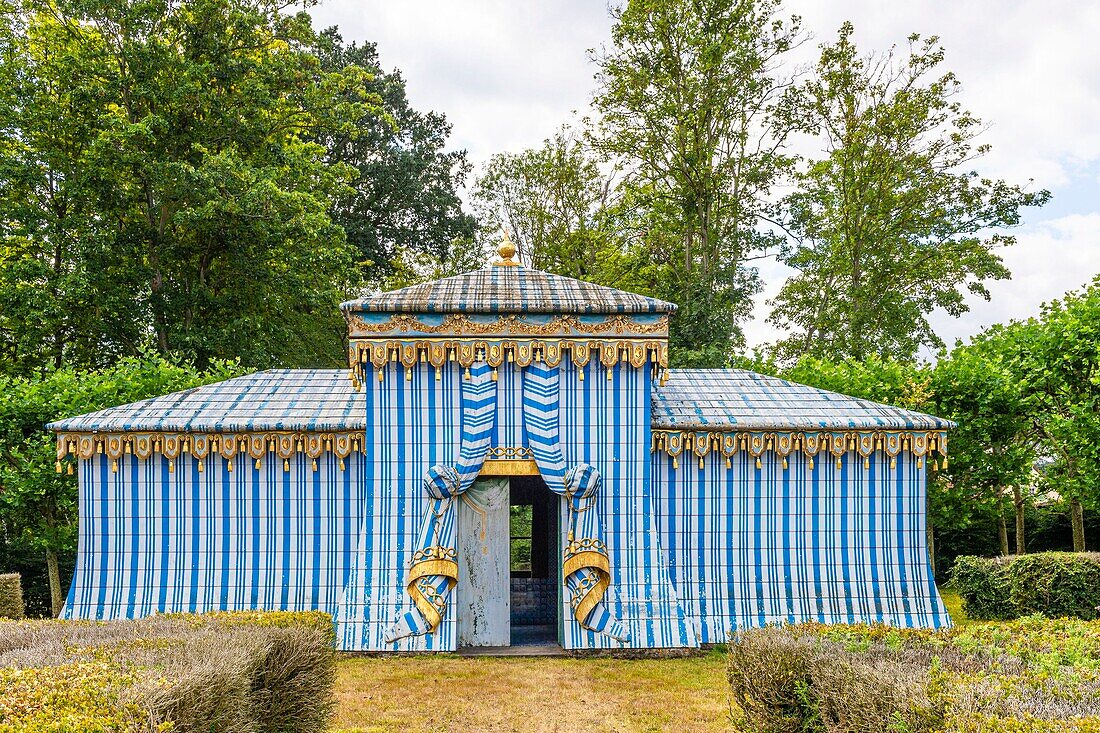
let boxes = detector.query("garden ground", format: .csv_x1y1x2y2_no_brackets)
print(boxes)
330,591,978,733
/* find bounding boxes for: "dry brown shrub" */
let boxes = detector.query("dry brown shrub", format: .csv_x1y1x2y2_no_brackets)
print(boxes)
0,574,23,620
0,612,335,733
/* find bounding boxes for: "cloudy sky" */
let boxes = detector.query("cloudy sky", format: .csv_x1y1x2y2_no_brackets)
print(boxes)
309,1,1100,357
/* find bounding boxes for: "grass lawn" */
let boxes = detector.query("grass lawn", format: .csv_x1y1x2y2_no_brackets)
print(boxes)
332,591,968,733
331,649,731,733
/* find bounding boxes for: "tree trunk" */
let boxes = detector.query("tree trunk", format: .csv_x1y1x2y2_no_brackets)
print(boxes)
927,522,936,578
46,548,63,617
998,512,1009,556
1013,485,1026,555
1070,499,1086,551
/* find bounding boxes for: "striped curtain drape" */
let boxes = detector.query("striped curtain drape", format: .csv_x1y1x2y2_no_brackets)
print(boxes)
522,363,630,642
385,363,497,642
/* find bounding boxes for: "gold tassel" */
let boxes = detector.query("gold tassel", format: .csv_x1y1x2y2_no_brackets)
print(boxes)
405,368,412,381
464,367,471,381
283,459,290,472
377,369,384,382
836,457,842,470
197,460,204,473
67,463,74,476
491,369,498,382
97,442,103,454
55,460,62,474
111,459,119,473
578,368,585,382
808,457,814,471
339,458,346,471
227,459,234,473
725,456,732,469
168,460,175,474
917,457,923,469
890,457,897,470
941,456,948,470
312,459,319,472
435,367,441,381
863,457,869,470
782,458,788,470
255,458,262,470
672,456,678,470
606,367,613,380
755,457,761,470
698,456,704,469
931,459,939,472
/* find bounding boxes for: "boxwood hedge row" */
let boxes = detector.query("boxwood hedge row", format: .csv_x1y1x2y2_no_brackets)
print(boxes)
729,617,1100,732
951,551,1100,621
0,610,335,733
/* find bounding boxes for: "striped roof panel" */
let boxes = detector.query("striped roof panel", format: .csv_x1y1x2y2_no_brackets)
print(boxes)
48,370,364,433
341,265,676,315
48,368,954,433
651,369,954,431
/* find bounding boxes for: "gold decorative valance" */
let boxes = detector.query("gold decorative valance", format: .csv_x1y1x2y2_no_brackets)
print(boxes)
346,312,669,339
347,338,669,388
55,431,364,474
653,429,949,471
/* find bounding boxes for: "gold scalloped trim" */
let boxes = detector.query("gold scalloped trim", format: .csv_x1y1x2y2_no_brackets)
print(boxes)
55,431,366,473
653,429,949,471
347,337,668,389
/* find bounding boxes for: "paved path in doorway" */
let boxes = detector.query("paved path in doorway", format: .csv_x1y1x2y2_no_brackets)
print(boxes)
331,650,733,733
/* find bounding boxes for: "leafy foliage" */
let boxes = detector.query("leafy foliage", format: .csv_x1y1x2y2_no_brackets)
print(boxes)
315,29,475,284
769,23,1050,362
0,0,357,372
592,0,803,363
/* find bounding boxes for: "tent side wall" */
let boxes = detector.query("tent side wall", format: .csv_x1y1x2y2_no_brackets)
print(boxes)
651,449,949,644
62,451,367,621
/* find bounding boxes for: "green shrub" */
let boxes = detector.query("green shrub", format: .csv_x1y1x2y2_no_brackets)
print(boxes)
0,611,336,733
0,575,23,620
728,619,1100,733
950,555,1014,620
1009,552,1100,620
951,552,1100,621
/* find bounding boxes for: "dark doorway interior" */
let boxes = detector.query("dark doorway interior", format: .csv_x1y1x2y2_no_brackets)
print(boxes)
509,475,559,646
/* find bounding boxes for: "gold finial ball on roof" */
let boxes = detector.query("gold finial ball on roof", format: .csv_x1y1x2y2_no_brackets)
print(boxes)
495,230,519,266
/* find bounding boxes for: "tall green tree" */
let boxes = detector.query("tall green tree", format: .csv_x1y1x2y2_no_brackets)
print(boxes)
932,336,1036,556
1006,279,1100,551
315,29,475,285
473,127,611,277
768,23,1050,362
0,0,375,374
593,0,802,364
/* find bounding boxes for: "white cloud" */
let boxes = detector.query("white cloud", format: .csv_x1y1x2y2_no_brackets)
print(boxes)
307,0,1100,353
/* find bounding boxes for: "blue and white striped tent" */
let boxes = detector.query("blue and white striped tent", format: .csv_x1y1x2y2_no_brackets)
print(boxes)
51,242,953,651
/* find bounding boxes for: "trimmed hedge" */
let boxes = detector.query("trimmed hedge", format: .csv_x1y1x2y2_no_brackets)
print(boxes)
0,610,335,732
951,551,1100,621
729,617,1100,732
0,575,22,620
